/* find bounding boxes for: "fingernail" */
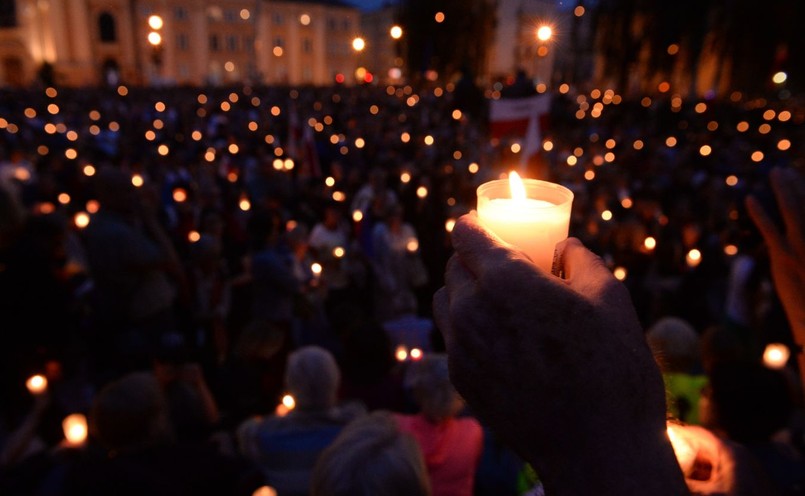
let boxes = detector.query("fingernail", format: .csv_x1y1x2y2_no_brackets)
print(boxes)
551,247,564,278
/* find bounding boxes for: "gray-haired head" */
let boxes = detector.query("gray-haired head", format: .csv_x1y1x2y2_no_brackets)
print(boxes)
405,354,463,422
647,316,700,373
285,346,341,411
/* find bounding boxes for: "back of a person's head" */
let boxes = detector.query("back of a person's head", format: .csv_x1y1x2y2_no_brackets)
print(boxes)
91,372,172,453
646,316,700,373
405,354,462,422
285,346,340,411
706,362,792,444
700,325,745,373
94,167,136,214
312,412,430,496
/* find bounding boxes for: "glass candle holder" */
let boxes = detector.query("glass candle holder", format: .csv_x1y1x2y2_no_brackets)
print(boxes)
477,178,574,273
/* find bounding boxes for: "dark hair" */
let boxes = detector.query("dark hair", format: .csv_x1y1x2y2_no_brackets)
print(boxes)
707,362,792,444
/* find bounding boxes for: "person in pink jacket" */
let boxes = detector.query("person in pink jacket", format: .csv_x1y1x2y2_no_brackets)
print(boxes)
395,354,483,496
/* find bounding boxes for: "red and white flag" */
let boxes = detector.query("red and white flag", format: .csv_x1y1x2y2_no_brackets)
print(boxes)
490,94,550,167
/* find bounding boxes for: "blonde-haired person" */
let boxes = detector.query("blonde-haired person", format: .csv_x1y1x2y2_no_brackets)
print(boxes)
312,411,431,496
394,354,483,496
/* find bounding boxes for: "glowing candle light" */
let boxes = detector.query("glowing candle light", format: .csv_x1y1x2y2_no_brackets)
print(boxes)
644,236,656,251
613,267,627,281
686,249,702,268
395,345,408,362
477,172,574,273
311,263,322,277
352,210,363,222
763,343,790,370
62,413,88,446
253,486,278,496
333,247,345,258
26,374,48,395
667,423,696,475
74,212,90,229
406,238,419,252
276,394,296,417
409,348,423,360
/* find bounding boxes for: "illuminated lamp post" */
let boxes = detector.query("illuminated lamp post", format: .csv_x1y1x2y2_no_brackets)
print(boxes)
147,15,163,84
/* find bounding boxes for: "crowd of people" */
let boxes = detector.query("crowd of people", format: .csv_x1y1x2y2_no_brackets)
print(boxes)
0,75,803,495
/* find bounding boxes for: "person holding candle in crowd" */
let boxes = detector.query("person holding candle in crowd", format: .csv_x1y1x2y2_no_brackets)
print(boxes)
237,346,364,496
372,204,423,323
394,354,483,496
433,209,781,494
83,169,184,376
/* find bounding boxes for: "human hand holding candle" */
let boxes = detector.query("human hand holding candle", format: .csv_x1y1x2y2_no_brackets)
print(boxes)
477,172,573,273
665,422,774,494
433,215,686,495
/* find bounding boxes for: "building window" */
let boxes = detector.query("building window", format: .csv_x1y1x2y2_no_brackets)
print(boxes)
274,37,284,48
226,35,237,51
0,0,16,27
209,34,220,51
303,66,312,81
207,6,222,22
273,13,283,25
302,38,312,54
98,12,117,42
224,9,237,22
342,18,350,31
327,17,336,30
244,36,255,53
177,33,189,51
174,6,188,21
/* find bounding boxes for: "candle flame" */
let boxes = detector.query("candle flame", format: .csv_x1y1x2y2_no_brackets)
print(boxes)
62,414,88,446
509,171,526,201
763,343,790,369
26,374,47,394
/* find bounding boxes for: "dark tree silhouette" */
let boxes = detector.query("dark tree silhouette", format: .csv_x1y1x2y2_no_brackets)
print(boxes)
399,0,496,84
591,0,802,96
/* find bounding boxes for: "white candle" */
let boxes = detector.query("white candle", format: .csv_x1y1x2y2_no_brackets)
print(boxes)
477,172,574,273
666,423,697,475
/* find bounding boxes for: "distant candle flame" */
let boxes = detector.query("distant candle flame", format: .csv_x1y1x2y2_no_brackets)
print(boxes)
763,343,790,369
509,171,526,201
26,375,47,395
62,414,88,446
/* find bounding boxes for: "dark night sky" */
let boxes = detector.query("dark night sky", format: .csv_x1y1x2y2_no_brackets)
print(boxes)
343,0,397,11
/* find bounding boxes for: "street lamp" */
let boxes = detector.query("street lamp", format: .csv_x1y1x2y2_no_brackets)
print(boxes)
533,24,553,86
390,25,403,40
147,15,163,83
352,37,365,52
536,25,552,42
148,15,163,30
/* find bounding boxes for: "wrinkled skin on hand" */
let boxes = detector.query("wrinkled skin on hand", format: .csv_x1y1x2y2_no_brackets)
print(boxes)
746,168,805,343
434,213,686,495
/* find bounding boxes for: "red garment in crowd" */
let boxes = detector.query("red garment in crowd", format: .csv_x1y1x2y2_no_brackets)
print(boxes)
395,413,483,496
